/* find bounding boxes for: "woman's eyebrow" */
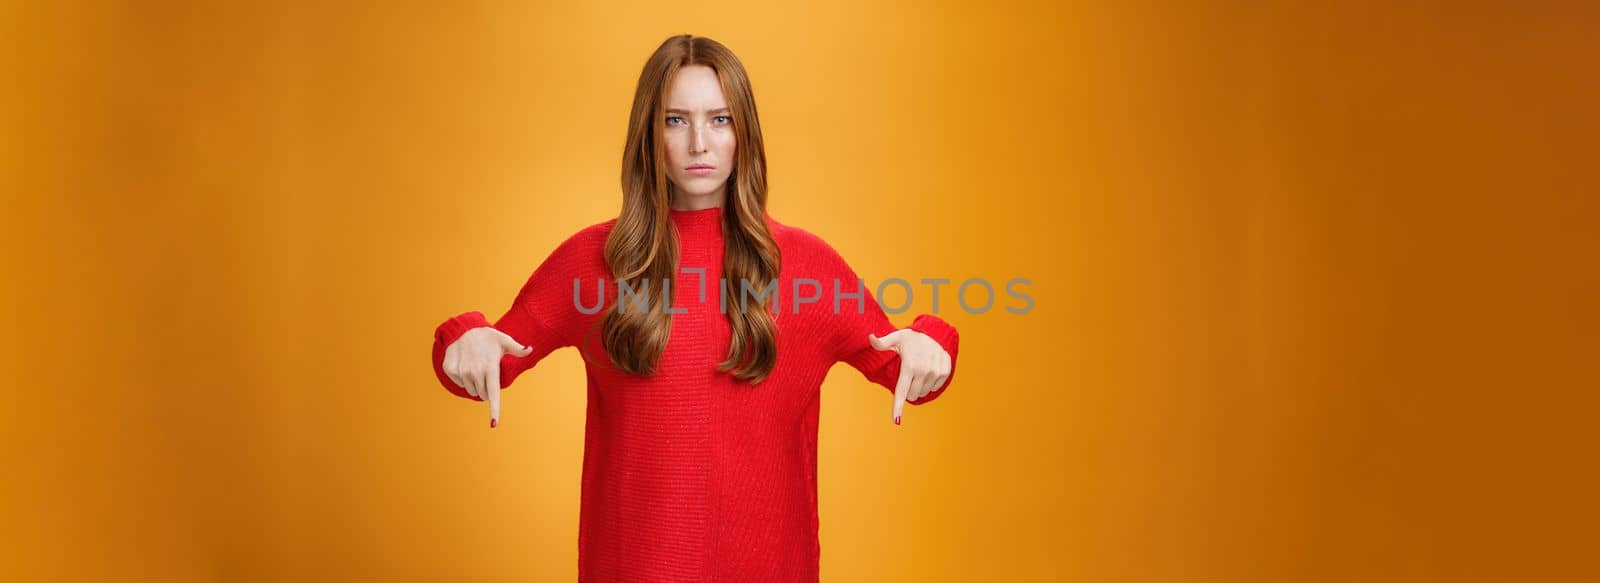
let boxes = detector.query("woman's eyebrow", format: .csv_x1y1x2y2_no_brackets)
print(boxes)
665,107,731,114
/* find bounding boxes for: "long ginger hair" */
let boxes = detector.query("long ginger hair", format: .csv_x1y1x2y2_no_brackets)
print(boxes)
601,34,780,384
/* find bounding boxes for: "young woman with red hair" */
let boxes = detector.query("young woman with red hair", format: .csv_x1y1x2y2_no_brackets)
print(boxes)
431,34,959,582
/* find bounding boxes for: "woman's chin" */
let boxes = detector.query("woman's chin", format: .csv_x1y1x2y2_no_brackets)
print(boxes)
675,182,727,198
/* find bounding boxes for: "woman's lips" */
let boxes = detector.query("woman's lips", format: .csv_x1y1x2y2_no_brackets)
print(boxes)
686,166,716,175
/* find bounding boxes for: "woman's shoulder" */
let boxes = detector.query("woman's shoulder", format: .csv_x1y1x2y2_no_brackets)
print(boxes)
766,214,821,250
534,218,616,274
545,217,617,251
764,214,851,272
566,218,618,248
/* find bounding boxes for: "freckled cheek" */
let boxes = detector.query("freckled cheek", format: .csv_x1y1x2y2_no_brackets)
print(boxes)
663,134,687,162
713,132,737,158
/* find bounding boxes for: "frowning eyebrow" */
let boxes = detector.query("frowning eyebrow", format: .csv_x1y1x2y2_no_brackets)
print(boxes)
665,108,731,115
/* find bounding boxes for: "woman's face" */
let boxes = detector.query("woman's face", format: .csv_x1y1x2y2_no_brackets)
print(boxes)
662,64,736,206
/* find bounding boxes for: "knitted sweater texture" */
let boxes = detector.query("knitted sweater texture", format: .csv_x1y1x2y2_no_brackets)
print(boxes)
431,207,959,582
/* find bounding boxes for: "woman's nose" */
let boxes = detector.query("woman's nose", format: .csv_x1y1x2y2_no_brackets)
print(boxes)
690,126,707,153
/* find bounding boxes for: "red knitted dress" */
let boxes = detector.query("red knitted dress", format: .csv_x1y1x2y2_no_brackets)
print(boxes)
431,206,959,582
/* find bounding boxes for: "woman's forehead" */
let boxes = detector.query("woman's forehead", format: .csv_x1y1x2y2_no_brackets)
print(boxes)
666,65,727,110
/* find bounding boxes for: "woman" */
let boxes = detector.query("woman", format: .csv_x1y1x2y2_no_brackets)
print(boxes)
431,34,959,582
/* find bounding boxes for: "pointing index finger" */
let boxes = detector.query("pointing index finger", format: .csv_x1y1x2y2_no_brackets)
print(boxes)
892,362,910,426
488,364,502,429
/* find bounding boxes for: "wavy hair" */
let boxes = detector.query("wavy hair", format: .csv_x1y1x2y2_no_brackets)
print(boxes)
600,34,780,384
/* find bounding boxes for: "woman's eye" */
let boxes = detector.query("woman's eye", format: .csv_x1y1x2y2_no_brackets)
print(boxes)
714,115,731,125
665,116,684,125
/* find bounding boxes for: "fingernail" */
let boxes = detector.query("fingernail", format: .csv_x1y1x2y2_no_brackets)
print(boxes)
490,418,498,429
894,415,901,426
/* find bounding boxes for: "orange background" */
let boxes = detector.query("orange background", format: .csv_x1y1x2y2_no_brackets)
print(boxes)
4,1,1598,581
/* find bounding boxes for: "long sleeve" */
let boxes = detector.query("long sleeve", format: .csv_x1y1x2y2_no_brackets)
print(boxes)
836,303,960,405
815,242,960,405
447,212,960,580
430,229,597,401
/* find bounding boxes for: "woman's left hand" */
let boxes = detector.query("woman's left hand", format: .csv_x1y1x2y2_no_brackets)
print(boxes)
868,329,953,426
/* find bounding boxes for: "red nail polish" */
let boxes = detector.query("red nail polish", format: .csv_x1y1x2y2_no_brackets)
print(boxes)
894,415,901,426
490,418,498,429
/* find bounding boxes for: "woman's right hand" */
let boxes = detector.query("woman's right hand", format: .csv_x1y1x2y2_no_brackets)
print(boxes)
443,327,533,428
